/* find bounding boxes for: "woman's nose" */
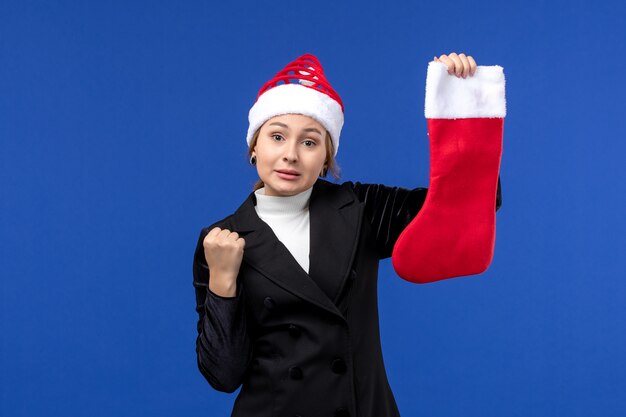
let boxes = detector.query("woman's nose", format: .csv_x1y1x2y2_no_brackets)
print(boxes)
282,142,298,162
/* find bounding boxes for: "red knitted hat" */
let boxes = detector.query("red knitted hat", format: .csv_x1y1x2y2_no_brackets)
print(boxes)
247,54,344,156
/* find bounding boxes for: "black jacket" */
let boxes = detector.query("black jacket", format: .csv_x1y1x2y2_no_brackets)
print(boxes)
193,177,502,417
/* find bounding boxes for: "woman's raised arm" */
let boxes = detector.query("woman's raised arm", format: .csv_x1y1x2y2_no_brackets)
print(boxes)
192,227,252,393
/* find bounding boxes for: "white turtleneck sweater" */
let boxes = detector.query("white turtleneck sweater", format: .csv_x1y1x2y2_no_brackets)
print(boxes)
254,186,312,274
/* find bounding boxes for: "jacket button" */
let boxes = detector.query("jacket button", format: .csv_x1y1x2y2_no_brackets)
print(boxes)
288,366,303,380
334,407,350,417
287,324,301,338
331,358,347,374
263,297,276,310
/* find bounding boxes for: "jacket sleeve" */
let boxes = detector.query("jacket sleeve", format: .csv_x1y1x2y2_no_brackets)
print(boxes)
496,175,503,212
193,227,252,393
350,175,502,260
350,182,428,259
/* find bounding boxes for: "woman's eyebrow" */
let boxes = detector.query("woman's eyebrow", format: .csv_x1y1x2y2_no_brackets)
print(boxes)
302,127,323,135
269,122,322,136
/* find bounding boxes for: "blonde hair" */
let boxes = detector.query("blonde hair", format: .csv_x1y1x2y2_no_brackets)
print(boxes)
247,128,341,192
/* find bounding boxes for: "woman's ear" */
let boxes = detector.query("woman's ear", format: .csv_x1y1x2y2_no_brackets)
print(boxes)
320,162,328,177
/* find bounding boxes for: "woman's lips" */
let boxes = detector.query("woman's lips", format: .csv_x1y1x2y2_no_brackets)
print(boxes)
275,170,300,180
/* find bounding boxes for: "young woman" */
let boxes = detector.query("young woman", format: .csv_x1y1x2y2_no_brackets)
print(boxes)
192,53,503,417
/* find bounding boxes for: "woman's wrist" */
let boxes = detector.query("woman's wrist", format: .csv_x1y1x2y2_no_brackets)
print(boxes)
208,274,238,298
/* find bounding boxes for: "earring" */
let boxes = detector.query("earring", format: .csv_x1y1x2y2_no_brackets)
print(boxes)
250,155,257,165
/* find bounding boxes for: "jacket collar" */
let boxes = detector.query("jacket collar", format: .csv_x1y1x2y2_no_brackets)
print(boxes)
230,179,362,321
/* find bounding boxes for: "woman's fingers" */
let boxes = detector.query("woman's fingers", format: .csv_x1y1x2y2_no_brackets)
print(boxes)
435,52,478,78
207,227,221,237
217,228,232,240
203,226,246,277
447,53,464,77
437,54,455,74
466,55,477,76
204,227,222,247
458,53,471,78
205,227,244,247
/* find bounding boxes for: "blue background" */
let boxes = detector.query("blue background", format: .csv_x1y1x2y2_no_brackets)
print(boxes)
2,1,625,416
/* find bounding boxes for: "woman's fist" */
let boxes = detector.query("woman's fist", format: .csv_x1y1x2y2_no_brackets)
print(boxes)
434,52,477,78
203,227,246,296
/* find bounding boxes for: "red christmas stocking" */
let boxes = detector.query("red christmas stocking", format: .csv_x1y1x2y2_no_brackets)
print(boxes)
391,61,506,283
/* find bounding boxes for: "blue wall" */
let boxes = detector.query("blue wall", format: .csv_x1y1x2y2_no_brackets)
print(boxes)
2,1,625,416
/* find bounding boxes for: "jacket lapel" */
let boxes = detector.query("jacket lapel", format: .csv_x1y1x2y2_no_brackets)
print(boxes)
229,179,362,320
308,180,363,304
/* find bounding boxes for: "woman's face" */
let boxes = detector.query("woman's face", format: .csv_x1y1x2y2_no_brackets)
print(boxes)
253,114,327,197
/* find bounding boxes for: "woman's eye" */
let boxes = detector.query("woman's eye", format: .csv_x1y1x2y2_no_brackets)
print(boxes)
272,134,284,141
303,140,316,147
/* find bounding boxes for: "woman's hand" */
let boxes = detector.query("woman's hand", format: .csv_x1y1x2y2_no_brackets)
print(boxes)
433,52,477,78
203,227,246,297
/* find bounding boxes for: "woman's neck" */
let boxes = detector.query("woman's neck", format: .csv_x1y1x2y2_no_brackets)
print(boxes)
254,187,313,216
